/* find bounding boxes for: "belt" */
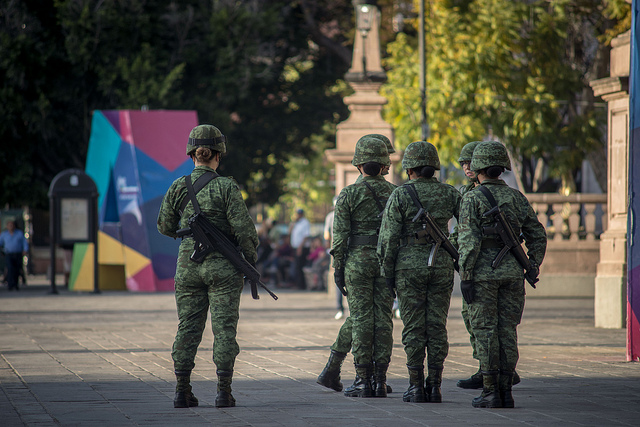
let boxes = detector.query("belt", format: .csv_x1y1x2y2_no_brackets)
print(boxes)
349,235,378,246
481,239,504,249
400,235,432,246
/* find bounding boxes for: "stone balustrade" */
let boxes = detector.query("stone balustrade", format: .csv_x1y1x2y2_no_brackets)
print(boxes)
525,193,607,297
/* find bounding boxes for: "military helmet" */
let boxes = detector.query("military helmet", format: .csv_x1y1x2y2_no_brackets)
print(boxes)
367,133,395,154
352,136,390,167
458,141,482,164
187,124,227,156
401,141,440,170
470,141,511,171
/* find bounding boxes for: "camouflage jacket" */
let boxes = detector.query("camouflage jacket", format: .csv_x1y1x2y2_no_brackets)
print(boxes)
450,181,478,249
331,175,397,270
457,179,547,282
157,165,259,263
377,177,461,277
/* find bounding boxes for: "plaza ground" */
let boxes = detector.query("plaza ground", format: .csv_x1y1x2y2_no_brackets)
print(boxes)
1,276,639,426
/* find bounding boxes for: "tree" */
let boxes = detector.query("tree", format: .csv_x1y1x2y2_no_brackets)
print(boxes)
0,0,359,209
381,0,630,193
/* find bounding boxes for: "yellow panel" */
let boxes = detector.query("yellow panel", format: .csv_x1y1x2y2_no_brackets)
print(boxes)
98,231,125,265
122,245,151,278
98,265,127,290
72,243,95,291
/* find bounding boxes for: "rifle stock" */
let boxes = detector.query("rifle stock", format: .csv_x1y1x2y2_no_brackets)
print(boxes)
179,215,278,300
482,206,538,288
414,208,459,271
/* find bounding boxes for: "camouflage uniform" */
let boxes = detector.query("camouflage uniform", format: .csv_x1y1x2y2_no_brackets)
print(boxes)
457,141,546,408
157,124,258,408
378,142,461,403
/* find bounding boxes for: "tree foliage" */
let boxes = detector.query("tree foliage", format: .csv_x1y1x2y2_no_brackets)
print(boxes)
0,0,358,209
381,0,629,193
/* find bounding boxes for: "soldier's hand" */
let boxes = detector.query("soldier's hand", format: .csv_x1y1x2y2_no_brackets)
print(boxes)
335,268,347,296
460,280,475,304
386,277,396,299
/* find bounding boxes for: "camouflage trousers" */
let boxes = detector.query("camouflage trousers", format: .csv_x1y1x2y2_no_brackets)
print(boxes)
461,300,478,360
344,261,394,365
172,256,243,372
467,279,525,372
331,316,353,355
396,267,453,368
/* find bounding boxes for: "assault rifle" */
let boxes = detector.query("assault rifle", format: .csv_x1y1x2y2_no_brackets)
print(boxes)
404,184,459,271
481,205,539,288
177,214,278,300
412,208,460,271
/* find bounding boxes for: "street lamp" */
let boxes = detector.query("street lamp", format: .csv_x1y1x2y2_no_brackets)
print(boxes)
357,4,375,81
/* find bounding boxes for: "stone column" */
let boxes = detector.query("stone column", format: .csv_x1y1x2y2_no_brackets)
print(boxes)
325,3,401,302
589,31,630,328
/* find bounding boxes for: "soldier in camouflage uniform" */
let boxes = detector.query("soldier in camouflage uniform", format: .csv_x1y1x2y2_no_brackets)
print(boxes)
455,142,522,390
317,134,395,395
157,124,259,409
327,136,396,398
378,141,461,403
457,141,546,408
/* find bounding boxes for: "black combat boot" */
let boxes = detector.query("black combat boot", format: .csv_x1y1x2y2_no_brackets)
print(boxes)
403,365,426,403
215,370,236,408
373,362,389,398
425,365,443,403
472,370,502,408
513,370,521,386
317,350,347,392
456,368,483,389
500,369,515,408
174,370,199,408
344,363,373,397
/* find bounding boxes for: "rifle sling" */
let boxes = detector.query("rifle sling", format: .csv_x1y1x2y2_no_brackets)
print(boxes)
478,185,499,210
403,183,426,218
180,171,219,215
362,181,385,216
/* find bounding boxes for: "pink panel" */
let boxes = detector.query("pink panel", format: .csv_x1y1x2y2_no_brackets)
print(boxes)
126,110,198,172
628,302,640,361
156,277,176,292
126,264,157,292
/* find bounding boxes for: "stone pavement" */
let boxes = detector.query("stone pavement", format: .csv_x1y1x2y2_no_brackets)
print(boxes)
1,277,639,426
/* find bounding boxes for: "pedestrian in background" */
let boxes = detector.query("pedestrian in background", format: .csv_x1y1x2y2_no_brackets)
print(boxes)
458,141,546,408
289,208,310,289
0,220,28,291
157,124,259,409
378,141,461,403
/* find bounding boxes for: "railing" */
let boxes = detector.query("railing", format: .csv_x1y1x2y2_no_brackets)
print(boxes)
525,193,607,241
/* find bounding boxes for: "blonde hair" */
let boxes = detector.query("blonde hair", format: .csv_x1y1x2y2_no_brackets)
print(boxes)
194,146,216,163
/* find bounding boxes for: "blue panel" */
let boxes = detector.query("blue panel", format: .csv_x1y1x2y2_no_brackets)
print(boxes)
143,195,180,279
85,111,122,213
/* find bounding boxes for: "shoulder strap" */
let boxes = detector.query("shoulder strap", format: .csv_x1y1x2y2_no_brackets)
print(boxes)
403,183,425,213
362,181,385,216
478,185,498,208
179,171,219,214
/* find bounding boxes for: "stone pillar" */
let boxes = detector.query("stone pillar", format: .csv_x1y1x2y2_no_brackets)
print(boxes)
326,3,401,194
589,31,630,328
325,3,401,302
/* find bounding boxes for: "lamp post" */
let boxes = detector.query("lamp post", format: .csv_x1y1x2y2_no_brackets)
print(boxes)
420,0,428,141
357,4,375,81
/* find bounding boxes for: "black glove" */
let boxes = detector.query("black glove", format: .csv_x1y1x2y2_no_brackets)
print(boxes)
460,280,475,305
524,263,539,288
335,268,347,296
386,278,396,299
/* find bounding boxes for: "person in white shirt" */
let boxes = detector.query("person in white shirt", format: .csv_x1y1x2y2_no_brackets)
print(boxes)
289,209,311,289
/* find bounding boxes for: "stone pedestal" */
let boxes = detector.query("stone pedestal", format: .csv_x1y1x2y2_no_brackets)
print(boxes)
589,31,630,329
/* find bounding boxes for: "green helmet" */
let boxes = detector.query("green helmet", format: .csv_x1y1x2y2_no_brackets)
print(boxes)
401,141,440,170
470,141,511,171
458,141,482,164
187,124,227,156
352,136,390,167
367,133,395,154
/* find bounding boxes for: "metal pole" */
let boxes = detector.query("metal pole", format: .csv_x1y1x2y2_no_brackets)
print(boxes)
419,0,428,141
49,197,58,294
